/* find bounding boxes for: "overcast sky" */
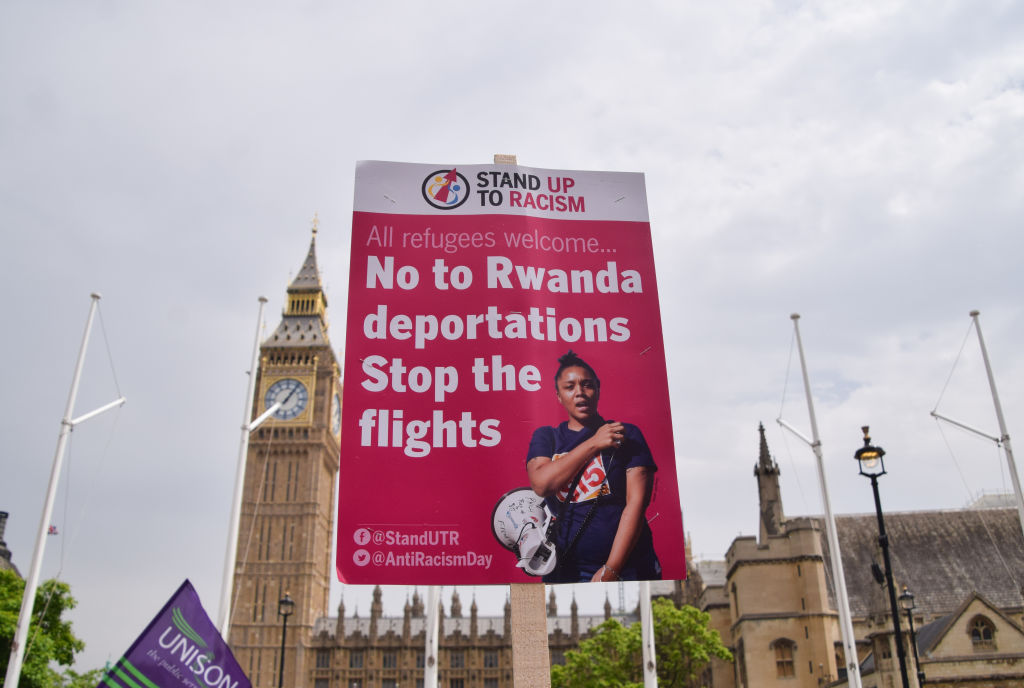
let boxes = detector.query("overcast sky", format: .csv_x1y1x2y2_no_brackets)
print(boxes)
2,0,1023,673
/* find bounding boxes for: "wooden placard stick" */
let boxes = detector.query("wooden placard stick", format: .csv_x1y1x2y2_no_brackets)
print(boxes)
496,152,552,688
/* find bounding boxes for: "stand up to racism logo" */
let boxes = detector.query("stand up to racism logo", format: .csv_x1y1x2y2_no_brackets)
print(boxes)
421,168,470,210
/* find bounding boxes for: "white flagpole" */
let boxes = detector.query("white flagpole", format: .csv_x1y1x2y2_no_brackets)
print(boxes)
778,314,862,688
639,581,657,688
218,296,268,636
5,294,126,688
970,310,1024,539
425,586,440,688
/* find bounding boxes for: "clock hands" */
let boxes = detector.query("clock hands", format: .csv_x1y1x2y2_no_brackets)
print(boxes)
280,383,299,407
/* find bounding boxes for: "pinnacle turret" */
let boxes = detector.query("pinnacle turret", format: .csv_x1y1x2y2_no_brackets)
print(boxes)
756,422,776,474
289,219,324,293
754,423,785,540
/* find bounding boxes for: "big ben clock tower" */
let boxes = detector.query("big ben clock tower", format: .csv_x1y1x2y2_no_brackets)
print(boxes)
228,222,341,688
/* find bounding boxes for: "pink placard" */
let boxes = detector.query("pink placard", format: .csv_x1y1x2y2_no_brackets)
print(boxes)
338,161,684,585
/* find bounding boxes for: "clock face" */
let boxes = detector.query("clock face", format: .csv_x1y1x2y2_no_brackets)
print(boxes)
331,393,341,436
264,378,309,421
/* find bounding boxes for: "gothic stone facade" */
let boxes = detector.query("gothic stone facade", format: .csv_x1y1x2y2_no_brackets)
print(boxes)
692,424,1024,688
305,587,634,688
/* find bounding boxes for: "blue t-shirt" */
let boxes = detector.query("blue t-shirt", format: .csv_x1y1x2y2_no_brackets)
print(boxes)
526,421,660,582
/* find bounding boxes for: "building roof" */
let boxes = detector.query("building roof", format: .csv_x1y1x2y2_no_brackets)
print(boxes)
828,507,1024,618
912,610,949,652
265,315,329,348
967,491,1019,509
911,590,1024,654
264,228,331,349
289,230,324,293
693,560,727,588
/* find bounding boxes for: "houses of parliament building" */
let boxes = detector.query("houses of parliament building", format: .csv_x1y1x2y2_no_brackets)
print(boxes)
223,229,1024,688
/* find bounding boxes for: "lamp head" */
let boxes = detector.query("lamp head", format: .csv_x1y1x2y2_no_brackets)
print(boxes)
279,592,295,618
899,586,915,612
855,425,886,477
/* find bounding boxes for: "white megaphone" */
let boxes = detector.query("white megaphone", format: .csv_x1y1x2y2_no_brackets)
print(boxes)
491,488,557,577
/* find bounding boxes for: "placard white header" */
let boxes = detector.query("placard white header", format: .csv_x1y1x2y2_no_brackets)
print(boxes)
354,160,649,222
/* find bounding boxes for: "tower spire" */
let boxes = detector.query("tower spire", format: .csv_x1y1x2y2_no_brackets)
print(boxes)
288,224,324,295
755,422,785,540
266,220,330,346
758,421,772,470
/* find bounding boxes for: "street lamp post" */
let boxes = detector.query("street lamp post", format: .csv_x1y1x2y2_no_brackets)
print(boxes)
278,593,295,688
855,427,911,688
899,587,926,685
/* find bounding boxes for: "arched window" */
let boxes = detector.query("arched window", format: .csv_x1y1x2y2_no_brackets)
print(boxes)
772,638,796,678
969,615,996,650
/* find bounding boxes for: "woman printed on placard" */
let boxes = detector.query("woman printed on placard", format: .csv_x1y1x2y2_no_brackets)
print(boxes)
526,350,661,583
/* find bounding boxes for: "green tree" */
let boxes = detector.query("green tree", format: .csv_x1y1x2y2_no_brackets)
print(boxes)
651,599,732,687
552,598,732,688
0,569,88,688
552,617,642,688
57,666,104,688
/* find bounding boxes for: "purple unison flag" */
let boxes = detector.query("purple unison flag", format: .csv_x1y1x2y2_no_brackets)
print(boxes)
98,580,250,688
